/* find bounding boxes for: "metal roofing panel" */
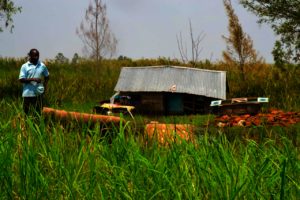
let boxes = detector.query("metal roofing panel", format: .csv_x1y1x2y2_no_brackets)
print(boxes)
114,66,227,99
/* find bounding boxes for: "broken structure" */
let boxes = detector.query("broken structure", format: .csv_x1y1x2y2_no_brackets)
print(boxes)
113,66,228,115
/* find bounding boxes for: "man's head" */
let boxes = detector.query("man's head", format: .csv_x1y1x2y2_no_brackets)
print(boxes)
28,49,39,64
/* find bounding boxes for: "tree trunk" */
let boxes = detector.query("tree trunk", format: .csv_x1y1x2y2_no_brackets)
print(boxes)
240,62,246,97
96,3,99,87
286,71,289,90
96,60,99,86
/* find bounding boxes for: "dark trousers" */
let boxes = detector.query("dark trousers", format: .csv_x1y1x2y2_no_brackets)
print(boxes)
23,96,43,116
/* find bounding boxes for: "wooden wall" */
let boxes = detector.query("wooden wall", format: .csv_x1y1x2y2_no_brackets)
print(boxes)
120,92,164,114
119,92,220,115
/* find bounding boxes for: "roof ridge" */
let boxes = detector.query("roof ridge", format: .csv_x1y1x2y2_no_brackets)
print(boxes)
121,65,226,72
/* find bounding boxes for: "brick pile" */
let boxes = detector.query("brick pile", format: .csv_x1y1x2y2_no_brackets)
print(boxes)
208,108,300,128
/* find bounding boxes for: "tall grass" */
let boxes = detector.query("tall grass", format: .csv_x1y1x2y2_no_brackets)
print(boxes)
2,56,300,198
1,100,300,199
1,56,300,111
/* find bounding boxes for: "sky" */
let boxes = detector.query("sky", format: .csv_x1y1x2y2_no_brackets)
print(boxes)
0,0,279,63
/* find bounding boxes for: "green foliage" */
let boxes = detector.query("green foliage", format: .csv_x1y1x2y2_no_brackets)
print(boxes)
272,41,288,71
0,0,22,33
272,40,299,90
71,53,79,65
0,56,300,111
55,53,69,64
1,55,300,197
238,0,300,66
118,55,129,61
0,100,300,198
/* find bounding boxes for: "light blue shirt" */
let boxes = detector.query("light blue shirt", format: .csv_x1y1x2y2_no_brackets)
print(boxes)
19,61,50,97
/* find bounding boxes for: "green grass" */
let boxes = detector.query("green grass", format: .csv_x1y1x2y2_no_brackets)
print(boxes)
1,100,300,199
1,56,300,111
1,56,300,198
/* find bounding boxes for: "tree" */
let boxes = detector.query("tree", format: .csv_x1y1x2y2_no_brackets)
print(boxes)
71,53,79,64
0,0,22,33
222,0,264,96
238,0,300,66
176,18,206,67
55,53,69,64
118,55,128,60
272,40,298,90
76,0,118,86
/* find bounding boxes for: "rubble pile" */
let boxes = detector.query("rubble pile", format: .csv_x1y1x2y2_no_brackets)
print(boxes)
209,108,300,128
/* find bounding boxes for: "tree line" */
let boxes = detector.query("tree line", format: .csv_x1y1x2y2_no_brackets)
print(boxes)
1,0,299,93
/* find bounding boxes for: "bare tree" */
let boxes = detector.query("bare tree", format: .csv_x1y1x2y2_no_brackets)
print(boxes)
176,18,206,67
76,0,118,86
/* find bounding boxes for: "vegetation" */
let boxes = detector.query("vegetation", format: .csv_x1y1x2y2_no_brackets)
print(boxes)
0,0,22,33
1,56,300,198
76,0,118,87
0,99,300,199
222,0,264,96
71,53,79,65
55,53,69,64
1,56,299,111
1,0,300,198
176,18,206,66
238,0,300,68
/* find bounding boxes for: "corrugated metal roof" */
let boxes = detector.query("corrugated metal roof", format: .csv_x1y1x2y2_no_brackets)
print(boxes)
114,66,227,99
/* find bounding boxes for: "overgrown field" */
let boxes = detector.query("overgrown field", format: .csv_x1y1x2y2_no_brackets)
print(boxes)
0,100,300,199
1,57,300,198
1,56,300,111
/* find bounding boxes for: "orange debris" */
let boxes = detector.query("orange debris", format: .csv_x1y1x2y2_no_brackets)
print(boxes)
211,108,300,128
42,107,125,125
145,124,196,146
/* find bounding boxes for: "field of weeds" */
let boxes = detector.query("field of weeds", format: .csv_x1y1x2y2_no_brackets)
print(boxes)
1,99,300,199
1,56,300,111
1,57,300,198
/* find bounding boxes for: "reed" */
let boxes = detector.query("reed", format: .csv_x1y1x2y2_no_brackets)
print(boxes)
0,100,300,199
1,56,300,198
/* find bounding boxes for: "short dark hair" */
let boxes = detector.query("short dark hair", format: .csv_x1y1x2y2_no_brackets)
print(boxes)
28,49,39,56
27,49,39,61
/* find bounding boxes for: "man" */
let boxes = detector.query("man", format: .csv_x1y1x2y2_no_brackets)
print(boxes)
19,49,50,116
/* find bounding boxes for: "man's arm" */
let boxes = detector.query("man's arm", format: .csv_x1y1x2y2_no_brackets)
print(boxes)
44,76,49,93
19,64,43,83
20,78,43,83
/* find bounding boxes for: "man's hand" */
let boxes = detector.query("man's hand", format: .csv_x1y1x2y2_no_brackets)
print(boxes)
32,78,43,83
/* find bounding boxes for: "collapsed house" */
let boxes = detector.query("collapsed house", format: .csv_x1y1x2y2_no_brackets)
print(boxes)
112,66,229,115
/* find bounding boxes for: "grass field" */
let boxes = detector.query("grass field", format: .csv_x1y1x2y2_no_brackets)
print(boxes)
1,56,300,110
1,57,300,198
1,99,300,199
